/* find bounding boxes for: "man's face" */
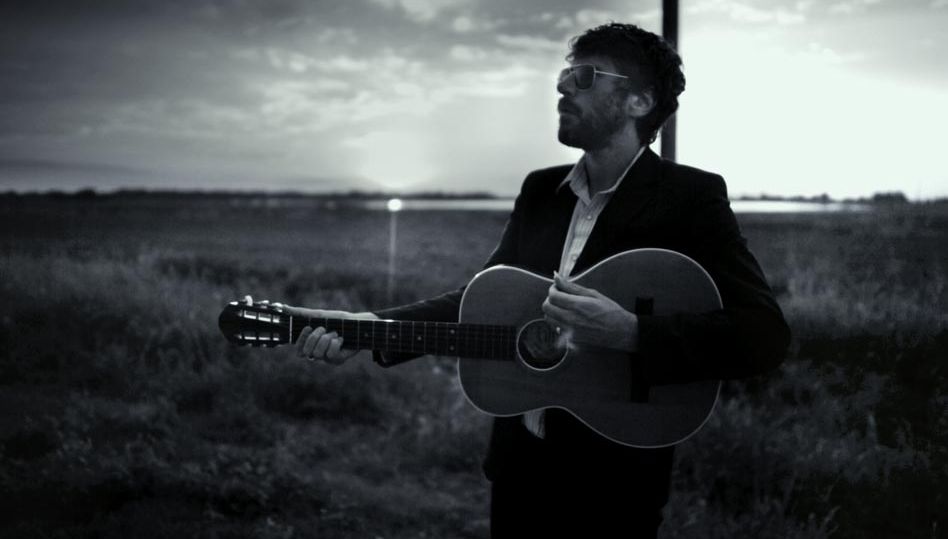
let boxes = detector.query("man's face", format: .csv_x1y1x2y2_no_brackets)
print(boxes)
556,55,632,151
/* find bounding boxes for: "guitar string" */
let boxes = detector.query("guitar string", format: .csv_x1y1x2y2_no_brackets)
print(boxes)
270,319,519,338
240,315,519,355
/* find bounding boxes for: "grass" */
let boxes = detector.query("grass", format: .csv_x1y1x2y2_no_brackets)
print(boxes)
0,195,945,538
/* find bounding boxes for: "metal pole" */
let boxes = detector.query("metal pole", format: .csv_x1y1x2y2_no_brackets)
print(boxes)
662,0,679,162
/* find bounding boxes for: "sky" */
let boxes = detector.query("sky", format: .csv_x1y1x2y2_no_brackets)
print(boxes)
1,0,946,199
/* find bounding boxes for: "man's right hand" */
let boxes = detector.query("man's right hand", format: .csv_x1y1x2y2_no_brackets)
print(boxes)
243,296,378,366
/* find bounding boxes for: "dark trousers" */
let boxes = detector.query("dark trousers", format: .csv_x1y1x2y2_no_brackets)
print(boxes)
487,419,665,538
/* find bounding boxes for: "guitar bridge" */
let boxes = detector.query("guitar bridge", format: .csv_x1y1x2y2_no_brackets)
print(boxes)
630,296,655,403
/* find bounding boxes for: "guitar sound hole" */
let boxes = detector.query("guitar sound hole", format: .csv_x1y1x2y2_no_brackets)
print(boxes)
516,319,568,371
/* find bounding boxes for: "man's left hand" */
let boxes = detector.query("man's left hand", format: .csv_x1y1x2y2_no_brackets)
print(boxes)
542,272,639,352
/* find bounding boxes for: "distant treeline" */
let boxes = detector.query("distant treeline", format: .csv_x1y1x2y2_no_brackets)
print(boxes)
0,188,506,201
736,191,920,205
2,188,945,205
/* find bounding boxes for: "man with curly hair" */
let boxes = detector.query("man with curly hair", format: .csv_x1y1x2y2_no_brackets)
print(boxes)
286,22,790,537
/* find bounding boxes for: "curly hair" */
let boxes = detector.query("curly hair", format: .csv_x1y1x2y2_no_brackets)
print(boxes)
567,22,685,145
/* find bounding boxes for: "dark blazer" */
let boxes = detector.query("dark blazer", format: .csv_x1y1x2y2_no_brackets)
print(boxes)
373,148,790,501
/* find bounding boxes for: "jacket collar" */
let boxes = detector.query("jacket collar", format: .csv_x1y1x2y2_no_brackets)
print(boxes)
556,146,660,192
555,146,648,202
570,147,665,273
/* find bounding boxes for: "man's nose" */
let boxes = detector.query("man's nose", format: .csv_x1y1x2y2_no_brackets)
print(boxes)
557,74,576,96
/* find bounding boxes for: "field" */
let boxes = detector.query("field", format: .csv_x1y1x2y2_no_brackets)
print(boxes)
0,194,945,538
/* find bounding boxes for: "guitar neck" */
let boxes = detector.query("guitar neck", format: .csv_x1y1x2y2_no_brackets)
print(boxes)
292,316,517,360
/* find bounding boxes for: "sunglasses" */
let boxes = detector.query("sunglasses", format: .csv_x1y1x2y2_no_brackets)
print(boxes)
558,64,630,90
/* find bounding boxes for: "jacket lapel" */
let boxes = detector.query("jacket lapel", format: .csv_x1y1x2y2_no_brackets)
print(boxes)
573,148,663,274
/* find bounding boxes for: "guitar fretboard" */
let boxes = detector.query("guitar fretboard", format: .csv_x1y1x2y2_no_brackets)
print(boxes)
293,317,517,360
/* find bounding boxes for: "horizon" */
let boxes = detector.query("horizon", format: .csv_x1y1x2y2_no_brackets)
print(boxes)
1,1,946,199
3,185,931,203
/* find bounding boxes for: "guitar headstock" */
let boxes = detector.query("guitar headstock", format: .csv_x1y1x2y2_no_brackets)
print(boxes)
218,300,290,347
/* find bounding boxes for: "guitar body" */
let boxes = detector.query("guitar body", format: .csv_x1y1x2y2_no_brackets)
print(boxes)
457,248,722,448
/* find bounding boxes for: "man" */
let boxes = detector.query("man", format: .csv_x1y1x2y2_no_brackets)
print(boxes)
284,23,790,537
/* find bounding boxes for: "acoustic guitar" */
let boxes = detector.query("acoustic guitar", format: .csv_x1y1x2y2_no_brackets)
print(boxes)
218,248,722,448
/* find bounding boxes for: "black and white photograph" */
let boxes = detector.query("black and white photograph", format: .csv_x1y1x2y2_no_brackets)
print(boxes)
1,0,945,537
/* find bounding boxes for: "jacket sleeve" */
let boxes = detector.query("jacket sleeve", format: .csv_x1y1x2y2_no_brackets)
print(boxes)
635,175,791,384
370,181,527,367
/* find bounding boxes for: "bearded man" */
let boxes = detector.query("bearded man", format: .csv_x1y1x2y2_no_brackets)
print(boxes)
284,22,790,538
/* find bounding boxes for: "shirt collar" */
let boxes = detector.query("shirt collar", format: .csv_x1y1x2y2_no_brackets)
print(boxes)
556,146,648,202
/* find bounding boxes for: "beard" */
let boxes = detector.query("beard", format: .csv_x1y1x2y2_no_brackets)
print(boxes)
557,96,627,151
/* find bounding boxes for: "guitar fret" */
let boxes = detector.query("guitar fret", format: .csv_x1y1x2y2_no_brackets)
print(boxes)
466,325,474,357
463,325,469,357
475,325,482,357
380,321,390,351
291,316,513,358
441,323,446,355
470,325,475,357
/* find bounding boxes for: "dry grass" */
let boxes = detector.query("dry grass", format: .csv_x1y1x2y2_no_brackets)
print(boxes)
0,196,945,538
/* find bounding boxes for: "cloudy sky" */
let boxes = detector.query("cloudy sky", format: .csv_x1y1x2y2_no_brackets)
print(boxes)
1,0,946,198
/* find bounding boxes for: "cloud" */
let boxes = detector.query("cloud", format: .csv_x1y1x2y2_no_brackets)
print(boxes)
94,98,256,140
369,0,467,22
496,34,563,53
533,7,661,34
686,0,806,24
228,46,542,142
449,44,490,61
450,14,500,33
828,0,887,15
0,157,158,190
439,64,541,98
1,0,945,196
575,9,621,27
245,47,372,74
315,27,359,45
0,158,146,176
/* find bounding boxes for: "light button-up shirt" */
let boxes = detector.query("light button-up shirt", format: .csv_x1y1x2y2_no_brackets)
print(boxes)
522,146,647,438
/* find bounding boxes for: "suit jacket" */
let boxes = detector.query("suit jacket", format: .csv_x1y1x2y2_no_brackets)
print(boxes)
373,148,790,502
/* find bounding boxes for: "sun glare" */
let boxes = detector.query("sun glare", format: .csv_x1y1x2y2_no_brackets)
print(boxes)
344,129,437,192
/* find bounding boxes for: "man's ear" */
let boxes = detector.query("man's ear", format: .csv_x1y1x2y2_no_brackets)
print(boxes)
626,89,656,119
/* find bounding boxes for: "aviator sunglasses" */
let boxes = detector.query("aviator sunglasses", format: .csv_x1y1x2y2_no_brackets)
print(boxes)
558,64,629,90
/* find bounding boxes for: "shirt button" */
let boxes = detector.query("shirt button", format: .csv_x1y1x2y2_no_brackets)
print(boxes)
586,214,593,220
571,254,578,260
